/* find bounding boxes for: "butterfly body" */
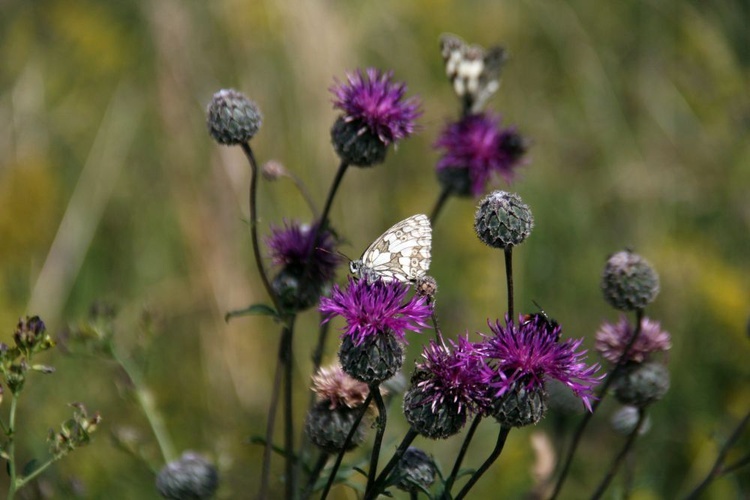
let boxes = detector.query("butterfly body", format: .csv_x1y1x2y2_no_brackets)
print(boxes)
350,214,432,284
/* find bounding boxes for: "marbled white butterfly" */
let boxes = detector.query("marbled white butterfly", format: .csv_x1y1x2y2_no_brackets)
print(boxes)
349,214,432,284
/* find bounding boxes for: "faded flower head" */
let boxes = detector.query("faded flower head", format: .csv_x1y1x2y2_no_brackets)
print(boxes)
595,315,671,364
330,68,421,166
319,277,431,346
311,362,372,410
266,221,340,311
435,113,527,197
206,89,262,145
479,315,602,412
403,335,489,439
156,451,219,500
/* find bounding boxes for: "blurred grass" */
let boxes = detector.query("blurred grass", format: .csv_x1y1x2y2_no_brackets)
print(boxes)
1,0,749,498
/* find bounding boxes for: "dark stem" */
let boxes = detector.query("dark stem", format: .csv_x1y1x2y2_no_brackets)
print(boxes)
684,409,750,499
504,247,514,319
259,336,285,499
320,392,374,499
443,416,483,496
366,386,387,493
623,448,635,500
301,451,330,500
366,428,419,500
281,322,297,499
550,309,645,499
240,142,284,316
589,408,647,499
722,453,750,475
429,186,452,225
319,160,350,230
454,426,511,500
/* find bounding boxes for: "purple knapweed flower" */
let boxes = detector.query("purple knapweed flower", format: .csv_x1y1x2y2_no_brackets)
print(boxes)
331,68,421,146
319,277,431,346
266,221,340,284
479,315,601,412
435,113,527,197
595,315,671,364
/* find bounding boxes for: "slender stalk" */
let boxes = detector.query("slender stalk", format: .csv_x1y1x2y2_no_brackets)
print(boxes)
722,453,750,475
550,309,645,499
259,341,284,499
443,416,483,497
366,428,419,499
14,454,65,491
684,409,750,499
454,426,511,500
366,386,387,493
321,392,374,499
110,343,176,463
429,186,452,225
504,247,514,319
301,451,330,499
281,322,297,500
7,394,19,499
319,160,350,230
590,408,646,499
240,142,284,316
286,170,320,219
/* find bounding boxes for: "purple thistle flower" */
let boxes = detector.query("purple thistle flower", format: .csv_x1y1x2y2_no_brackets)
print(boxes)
266,220,340,285
330,68,421,146
435,113,527,197
415,335,493,416
595,315,671,364
479,315,601,412
319,277,431,346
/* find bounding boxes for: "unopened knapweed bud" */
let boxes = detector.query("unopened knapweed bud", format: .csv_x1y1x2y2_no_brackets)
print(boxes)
601,250,660,311
206,89,262,145
492,384,546,428
415,275,438,303
613,362,669,407
339,333,404,385
156,451,219,500
474,191,533,249
305,402,369,453
394,447,436,493
611,405,651,436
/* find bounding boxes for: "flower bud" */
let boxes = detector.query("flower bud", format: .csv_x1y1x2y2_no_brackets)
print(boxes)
474,191,533,249
491,383,546,428
305,402,369,453
601,250,660,311
331,116,388,167
403,369,467,439
206,89,262,145
338,332,404,385
611,405,651,435
613,362,669,407
156,451,219,500
394,447,436,493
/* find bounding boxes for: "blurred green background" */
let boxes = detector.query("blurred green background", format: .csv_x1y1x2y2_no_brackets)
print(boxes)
1,0,749,498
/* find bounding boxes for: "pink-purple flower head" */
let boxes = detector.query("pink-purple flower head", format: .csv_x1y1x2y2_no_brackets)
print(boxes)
435,113,527,197
595,315,671,364
415,335,493,416
479,315,602,412
266,220,340,285
319,277,431,346
331,68,421,146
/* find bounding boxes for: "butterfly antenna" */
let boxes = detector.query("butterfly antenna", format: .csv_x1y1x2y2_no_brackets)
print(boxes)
315,247,352,261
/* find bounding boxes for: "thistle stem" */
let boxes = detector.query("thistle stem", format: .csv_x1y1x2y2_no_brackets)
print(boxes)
684,409,750,499
366,428,419,499
550,309,645,499
366,386,387,493
590,408,647,499
7,394,18,499
429,186,452,225
319,160,350,230
454,426,511,500
320,392,373,499
301,451,330,499
259,338,284,499
443,416,483,496
504,247,514,319
281,322,297,499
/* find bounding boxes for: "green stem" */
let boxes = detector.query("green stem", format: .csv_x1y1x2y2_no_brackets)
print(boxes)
260,329,286,499
318,160,349,230
365,386,387,493
14,453,66,491
443,416,483,497
7,394,19,499
429,186,452,225
110,343,176,463
281,322,297,499
366,428,419,499
504,247,514,319
454,426,511,500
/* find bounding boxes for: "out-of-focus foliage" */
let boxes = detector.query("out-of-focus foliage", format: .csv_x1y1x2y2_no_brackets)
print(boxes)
0,0,748,498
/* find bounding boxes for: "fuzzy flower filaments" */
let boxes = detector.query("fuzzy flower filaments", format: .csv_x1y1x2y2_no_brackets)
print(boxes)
595,315,671,364
404,336,490,439
320,278,431,384
330,68,421,166
266,221,340,312
435,113,527,197
479,315,601,427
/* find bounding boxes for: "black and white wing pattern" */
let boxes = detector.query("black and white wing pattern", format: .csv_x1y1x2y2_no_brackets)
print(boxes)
349,214,432,283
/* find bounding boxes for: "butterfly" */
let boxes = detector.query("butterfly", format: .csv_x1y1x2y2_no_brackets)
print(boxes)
349,214,432,284
439,33,507,113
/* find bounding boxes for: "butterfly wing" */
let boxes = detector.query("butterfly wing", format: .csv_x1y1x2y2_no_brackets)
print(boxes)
360,214,431,283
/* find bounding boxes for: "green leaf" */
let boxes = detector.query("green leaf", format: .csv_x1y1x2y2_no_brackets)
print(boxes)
22,458,39,477
225,304,279,323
